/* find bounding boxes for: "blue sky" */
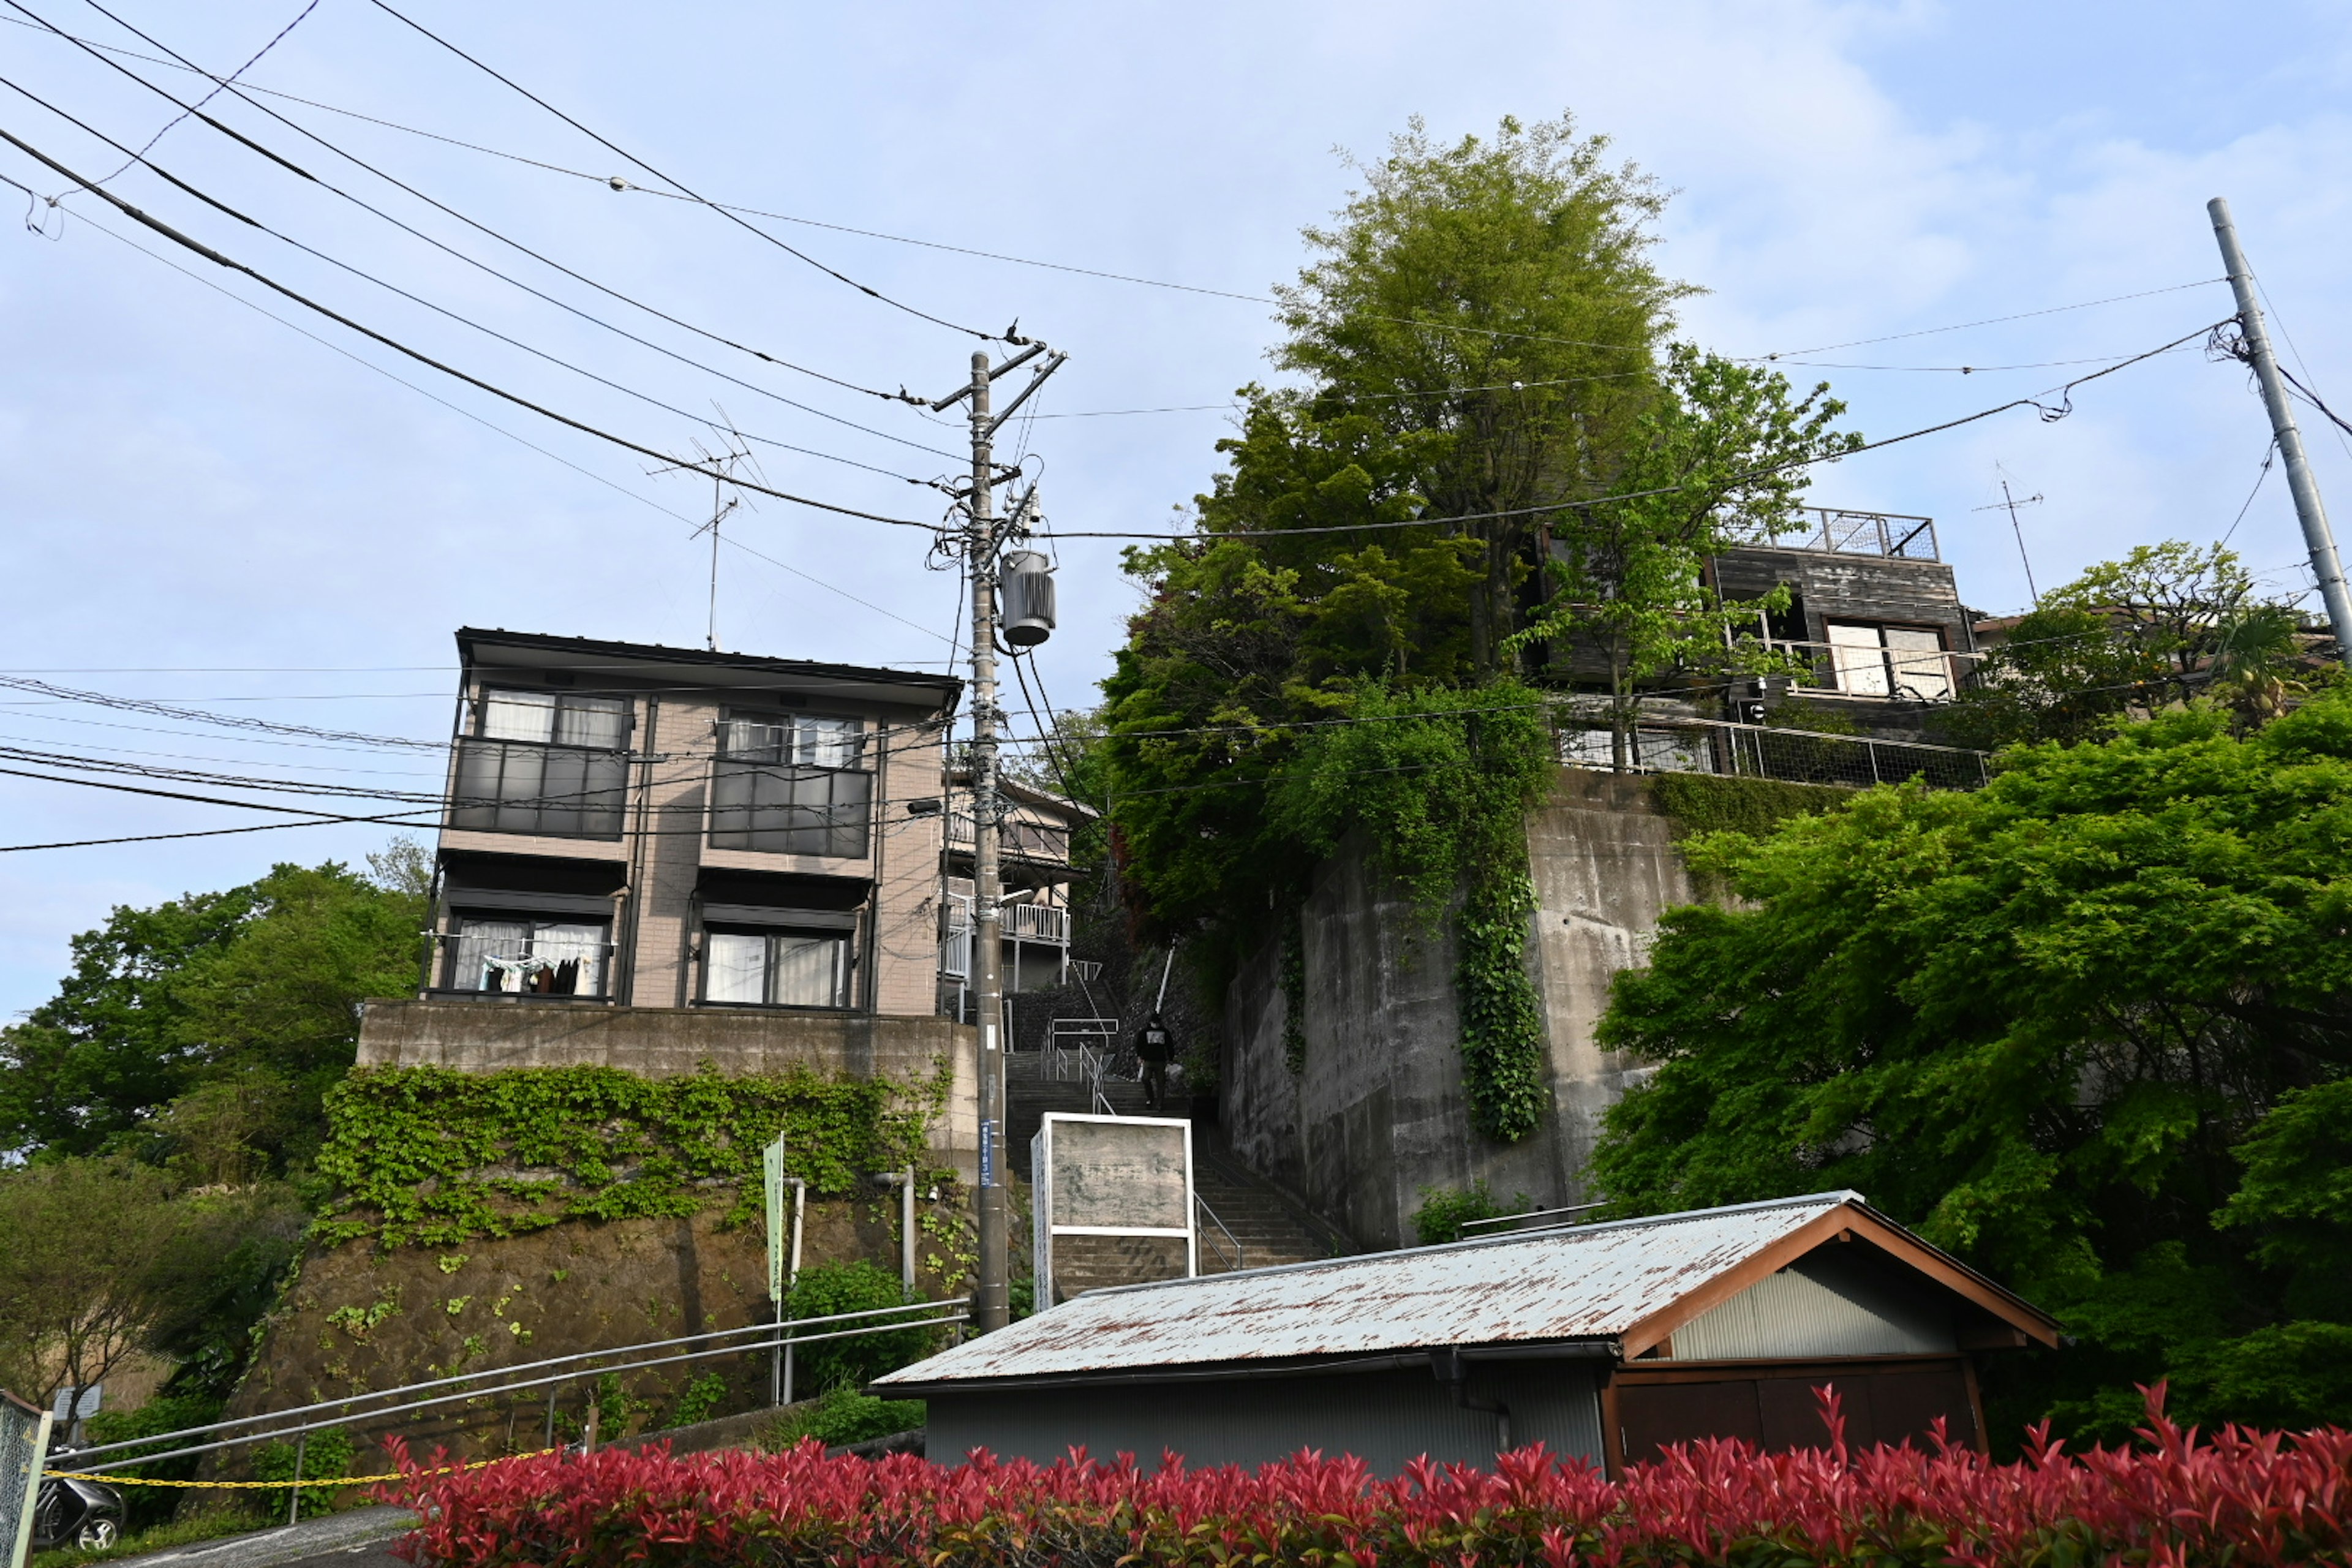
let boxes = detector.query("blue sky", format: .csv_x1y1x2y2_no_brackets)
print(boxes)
2,0,2348,1015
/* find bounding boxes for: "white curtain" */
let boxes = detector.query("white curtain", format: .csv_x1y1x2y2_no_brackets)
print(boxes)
771,935,845,1007
705,932,769,1004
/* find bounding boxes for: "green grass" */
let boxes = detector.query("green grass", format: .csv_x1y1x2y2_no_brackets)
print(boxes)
31,1504,271,1568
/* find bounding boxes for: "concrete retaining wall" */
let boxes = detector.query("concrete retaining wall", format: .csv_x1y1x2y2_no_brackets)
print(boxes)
1222,769,1692,1248
356,999,979,1173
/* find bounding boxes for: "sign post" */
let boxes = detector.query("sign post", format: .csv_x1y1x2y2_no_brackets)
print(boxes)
762,1136,786,1404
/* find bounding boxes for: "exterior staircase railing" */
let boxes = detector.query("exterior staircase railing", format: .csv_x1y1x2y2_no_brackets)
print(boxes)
1195,1195,1243,1273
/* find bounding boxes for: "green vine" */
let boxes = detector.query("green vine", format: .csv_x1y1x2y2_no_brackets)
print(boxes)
314,1063,944,1250
1276,682,1556,1141
1278,916,1307,1076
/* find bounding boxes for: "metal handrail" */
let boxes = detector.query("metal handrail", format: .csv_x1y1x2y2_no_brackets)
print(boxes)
1196,1196,1243,1272
59,1305,968,1476
1459,1201,1607,1235
62,1298,965,1467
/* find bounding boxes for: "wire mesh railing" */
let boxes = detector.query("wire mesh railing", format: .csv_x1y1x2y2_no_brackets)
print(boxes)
1557,713,1990,791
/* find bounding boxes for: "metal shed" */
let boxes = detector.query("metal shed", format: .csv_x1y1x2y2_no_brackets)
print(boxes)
876,1192,2058,1474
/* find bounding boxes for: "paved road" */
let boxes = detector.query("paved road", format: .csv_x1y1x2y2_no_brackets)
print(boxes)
106,1506,418,1568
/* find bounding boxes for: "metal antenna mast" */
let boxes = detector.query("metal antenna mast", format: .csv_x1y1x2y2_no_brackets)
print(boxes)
930,334,1067,1333
2208,197,2352,661
1974,472,2045,605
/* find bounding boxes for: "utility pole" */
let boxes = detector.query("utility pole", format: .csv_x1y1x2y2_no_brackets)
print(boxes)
931,336,1066,1334
2208,197,2352,662
965,349,1009,1335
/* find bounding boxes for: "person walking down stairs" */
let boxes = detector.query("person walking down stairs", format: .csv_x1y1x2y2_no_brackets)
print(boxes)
1136,1012,1174,1112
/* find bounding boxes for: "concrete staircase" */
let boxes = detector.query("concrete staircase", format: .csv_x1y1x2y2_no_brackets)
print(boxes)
1008,1049,1351,1289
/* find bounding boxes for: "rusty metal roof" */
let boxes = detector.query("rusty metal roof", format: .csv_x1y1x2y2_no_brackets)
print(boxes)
878,1192,1871,1390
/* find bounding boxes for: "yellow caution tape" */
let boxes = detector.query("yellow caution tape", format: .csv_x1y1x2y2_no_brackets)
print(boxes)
51,1449,559,1489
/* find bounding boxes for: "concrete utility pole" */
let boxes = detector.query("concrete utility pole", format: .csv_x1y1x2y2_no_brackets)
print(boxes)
932,337,1066,1334
964,350,1010,1335
2208,197,2352,662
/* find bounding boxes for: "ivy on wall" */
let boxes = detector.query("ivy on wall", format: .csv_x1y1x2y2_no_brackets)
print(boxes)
1276,684,1557,1141
1278,918,1307,1077
1644,772,1852,840
314,1063,945,1250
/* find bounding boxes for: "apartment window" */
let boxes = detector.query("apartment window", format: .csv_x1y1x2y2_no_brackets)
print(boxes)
708,711,873,859
703,928,851,1009
445,916,609,996
477,689,631,748
450,689,633,839
719,713,864,769
1826,623,1953,701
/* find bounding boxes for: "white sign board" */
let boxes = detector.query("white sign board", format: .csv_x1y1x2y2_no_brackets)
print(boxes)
1031,1114,1195,1308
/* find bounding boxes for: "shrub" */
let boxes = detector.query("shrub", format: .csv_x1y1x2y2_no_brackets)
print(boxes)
382,1389,2350,1568
785,1261,937,1392
79,1392,223,1529
1411,1179,1521,1245
763,1386,925,1451
251,1425,354,1516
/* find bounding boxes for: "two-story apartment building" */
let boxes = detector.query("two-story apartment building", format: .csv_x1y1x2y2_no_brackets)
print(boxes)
355,630,984,1163
417,627,959,1014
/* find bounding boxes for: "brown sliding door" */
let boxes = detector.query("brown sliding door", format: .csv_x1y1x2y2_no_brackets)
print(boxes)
1612,1356,1980,1469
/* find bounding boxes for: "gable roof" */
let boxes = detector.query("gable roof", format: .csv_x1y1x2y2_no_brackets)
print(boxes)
878,1193,2057,1393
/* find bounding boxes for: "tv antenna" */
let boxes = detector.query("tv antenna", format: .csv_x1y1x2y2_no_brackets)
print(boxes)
1973,468,2045,604
651,411,760,650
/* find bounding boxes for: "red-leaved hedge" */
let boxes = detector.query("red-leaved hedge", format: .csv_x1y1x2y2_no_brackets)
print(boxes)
382,1390,2348,1567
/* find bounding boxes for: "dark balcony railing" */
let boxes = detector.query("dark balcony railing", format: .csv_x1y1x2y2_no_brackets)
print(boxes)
945,810,1072,864
448,737,630,839
708,760,873,859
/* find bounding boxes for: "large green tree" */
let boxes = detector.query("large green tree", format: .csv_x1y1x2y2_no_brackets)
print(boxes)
1590,691,2352,1436
0,846,429,1168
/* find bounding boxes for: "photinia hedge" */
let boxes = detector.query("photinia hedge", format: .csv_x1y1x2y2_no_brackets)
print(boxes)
383,1389,2348,1567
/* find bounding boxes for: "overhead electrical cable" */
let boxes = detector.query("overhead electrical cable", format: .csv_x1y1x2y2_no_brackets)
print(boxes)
0,123,944,530
1750,279,2226,360
0,672,442,750
15,2,960,453
0,72,942,486
1036,318,2230,541
70,210,959,635
362,0,1005,345
11,10,2230,371
86,0,317,183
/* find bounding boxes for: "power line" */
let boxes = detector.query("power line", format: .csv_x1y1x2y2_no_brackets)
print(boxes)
1749,279,2228,360
13,1,963,454
361,0,1007,345
12,11,2233,379
1035,318,2229,541
67,208,960,640
0,69,943,488
86,0,317,183
0,121,946,532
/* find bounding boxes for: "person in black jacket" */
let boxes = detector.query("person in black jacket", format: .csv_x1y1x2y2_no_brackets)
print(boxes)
1136,1011,1174,1112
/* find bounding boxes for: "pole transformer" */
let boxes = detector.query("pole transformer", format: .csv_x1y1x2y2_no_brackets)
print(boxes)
2208,197,2352,662
932,337,1065,1334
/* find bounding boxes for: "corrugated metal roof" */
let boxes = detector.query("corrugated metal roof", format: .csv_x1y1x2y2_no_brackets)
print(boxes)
879,1191,1864,1389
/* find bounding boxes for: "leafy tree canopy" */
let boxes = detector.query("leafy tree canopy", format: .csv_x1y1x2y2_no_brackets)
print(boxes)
1591,689,2352,1436
1104,113,1858,944
0,845,429,1170
1937,540,2324,748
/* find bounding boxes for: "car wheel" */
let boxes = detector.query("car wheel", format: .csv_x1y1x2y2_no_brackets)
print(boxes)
76,1517,119,1551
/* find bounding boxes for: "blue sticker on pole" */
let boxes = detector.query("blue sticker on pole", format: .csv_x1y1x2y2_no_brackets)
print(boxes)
979,1121,994,1188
